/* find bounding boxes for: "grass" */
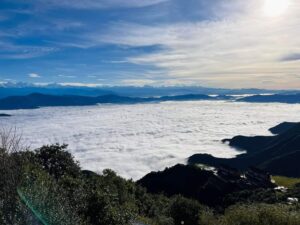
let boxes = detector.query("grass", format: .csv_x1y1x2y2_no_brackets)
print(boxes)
273,176,300,188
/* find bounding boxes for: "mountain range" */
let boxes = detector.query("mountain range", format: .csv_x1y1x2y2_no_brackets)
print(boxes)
1,92,300,110
0,82,296,98
0,93,221,110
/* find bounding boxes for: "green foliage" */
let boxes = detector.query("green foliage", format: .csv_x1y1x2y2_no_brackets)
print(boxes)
83,169,138,225
273,176,300,188
35,144,81,179
219,204,300,225
0,148,25,224
170,196,205,225
198,203,300,225
223,188,285,207
18,164,87,225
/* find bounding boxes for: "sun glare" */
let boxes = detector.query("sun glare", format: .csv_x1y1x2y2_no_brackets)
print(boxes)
264,0,290,17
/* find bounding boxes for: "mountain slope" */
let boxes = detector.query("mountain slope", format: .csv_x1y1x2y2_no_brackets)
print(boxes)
189,122,300,177
269,122,298,135
238,94,300,104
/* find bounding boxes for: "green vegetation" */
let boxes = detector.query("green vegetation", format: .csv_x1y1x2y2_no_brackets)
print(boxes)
1,131,300,225
273,176,300,188
210,203,300,225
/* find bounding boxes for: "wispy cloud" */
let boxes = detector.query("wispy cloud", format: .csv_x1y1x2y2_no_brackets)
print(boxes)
11,0,169,9
0,41,58,59
281,53,300,62
58,74,76,78
58,82,102,87
29,73,41,78
91,1,300,89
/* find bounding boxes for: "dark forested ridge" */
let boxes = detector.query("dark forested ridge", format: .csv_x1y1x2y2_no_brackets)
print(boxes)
189,122,300,177
0,93,144,110
138,164,277,207
238,94,300,103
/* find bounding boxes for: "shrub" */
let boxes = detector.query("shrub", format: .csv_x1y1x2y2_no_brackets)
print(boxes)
220,203,300,225
170,196,205,225
35,144,81,179
18,164,88,225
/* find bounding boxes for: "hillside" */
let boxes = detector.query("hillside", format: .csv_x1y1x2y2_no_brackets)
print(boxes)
268,122,298,134
188,122,300,177
138,164,275,207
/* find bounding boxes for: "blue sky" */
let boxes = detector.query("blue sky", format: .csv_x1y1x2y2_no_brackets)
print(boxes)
0,0,300,89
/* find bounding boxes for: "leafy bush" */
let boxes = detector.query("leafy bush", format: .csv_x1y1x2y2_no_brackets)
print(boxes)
18,164,87,225
219,204,300,225
170,196,206,225
35,144,81,179
273,176,300,188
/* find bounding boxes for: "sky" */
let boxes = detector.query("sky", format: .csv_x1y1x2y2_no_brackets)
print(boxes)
0,0,300,89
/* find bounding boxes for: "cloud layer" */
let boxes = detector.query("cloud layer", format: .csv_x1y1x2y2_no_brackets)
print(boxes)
2,101,300,179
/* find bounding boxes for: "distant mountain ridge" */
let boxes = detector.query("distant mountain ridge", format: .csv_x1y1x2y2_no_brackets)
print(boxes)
0,82,294,99
0,93,220,110
2,92,300,110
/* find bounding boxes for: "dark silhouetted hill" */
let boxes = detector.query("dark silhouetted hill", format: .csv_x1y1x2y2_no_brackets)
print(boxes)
269,122,298,135
0,113,11,117
138,164,227,206
138,164,275,207
138,164,214,198
238,94,300,104
189,122,300,177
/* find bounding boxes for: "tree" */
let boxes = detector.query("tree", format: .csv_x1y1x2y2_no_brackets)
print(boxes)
35,144,81,179
170,196,204,225
18,164,87,225
0,127,25,224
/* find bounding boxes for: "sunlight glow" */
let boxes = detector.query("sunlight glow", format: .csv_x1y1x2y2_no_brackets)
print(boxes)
264,0,290,17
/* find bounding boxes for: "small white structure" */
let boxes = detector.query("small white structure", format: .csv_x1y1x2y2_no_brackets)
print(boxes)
287,197,299,204
274,186,288,193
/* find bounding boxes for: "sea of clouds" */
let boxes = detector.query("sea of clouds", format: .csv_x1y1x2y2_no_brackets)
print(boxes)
1,101,300,180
